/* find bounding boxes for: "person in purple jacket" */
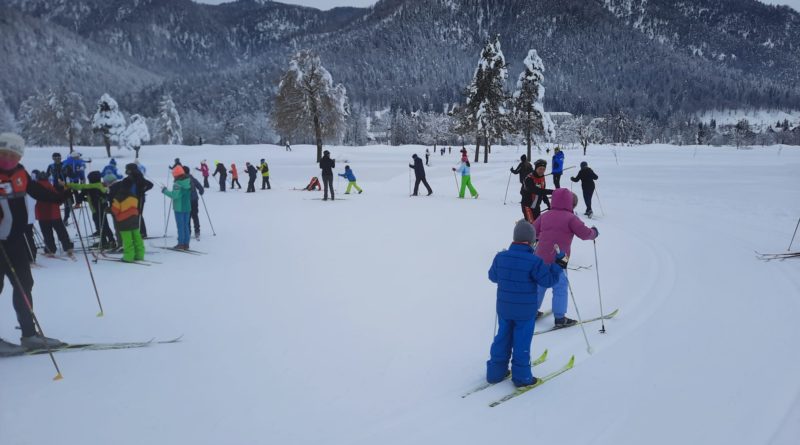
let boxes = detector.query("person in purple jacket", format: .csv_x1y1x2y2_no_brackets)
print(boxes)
533,188,599,327
486,220,563,387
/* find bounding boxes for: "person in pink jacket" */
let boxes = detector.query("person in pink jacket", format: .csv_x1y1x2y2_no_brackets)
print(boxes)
534,188,599,327
195,160,210,188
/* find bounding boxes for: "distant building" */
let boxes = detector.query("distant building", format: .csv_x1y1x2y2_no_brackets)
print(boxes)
547,112,573,125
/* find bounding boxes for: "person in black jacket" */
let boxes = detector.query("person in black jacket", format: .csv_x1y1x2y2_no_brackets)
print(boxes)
245,162,258,193
510,154,533,184
0,133,67,353
212,161,227,192
571,161,599,217
182,166,205,237
319,150,335,201
409,154,432,196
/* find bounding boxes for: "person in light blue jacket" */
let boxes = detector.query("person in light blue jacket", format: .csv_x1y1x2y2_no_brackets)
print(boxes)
486,220,562,387
551,147,565,188
338,165,363,194
452,159,478,198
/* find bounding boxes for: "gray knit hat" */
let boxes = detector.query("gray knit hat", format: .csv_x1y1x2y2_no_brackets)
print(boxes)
0,133,25,158
513,220,536,243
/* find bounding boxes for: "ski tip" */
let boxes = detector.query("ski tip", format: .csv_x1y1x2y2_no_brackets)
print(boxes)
605,308,619,318
541,349,549,361
567,355,576,368
53,373,64,381
96,311,104,318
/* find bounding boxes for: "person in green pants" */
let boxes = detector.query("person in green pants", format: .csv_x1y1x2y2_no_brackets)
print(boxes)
108,168,146,262
453,159,478,199
338,165,363,194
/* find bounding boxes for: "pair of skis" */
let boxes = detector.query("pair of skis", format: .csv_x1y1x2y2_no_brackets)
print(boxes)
151,245,207,255
5,336,183,357
755,251,799,261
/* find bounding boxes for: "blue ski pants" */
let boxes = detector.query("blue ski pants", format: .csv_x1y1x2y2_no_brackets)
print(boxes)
486,317,537,386
537,268,568,319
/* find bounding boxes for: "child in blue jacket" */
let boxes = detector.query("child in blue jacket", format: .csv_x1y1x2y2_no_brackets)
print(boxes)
338,165,363,194
487,220,562,387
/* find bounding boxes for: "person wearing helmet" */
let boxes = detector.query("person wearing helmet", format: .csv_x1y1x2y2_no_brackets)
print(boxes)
0,133,67,354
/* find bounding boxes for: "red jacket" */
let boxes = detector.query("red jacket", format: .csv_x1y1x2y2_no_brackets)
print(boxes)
34,179,62,221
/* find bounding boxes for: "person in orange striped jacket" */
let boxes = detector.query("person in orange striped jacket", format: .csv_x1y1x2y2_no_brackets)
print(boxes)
108,165,146,262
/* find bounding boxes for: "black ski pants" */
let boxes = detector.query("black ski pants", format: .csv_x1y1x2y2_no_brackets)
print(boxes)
582,187,594,214
24,225,36,262
413,176,432,195
190,199,200,233
39,219,74,254
92,211,116,246
203,176,210,188
552,173,562,189
0,238,36,337
247,177,256,193
262,176,271,190
322,174,334,200
218,175,227,192
231,178,241,189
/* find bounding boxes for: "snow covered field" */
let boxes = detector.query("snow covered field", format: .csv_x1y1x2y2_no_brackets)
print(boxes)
2,143,799,445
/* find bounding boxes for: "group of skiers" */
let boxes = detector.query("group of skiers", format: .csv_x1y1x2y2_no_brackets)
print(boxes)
194,159,271,193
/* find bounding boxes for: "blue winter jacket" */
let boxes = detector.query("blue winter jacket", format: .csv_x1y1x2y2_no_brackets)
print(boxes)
101,164,123,180
552,151,564,174
456,162,471,176
489,243,561,320
338,168,356,182
62,157,87,182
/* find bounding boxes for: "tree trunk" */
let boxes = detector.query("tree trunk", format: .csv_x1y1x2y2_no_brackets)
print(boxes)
68,129,74,153
134,146,140,159
484,137,489,163
103,134,111,158
525,128,532,161
313,112,323,163
474,135,480,163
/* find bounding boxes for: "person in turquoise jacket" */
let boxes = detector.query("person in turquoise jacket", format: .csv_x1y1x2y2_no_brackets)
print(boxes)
162,166,192,249
338,165,363,194
452,159,478,199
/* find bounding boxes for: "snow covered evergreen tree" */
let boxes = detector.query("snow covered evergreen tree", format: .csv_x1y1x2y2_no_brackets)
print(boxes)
0,91,17,133
157,94,183,145
513,49,555,160
120,114,150,159
91,94,126,158
19,90,87,151
456,36,514,163
273,50,348,162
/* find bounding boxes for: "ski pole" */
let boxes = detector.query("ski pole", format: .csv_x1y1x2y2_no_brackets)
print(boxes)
789,216,800,251
503,170,512,205
22,228,37,264
556,245,593,354
453,170,459,194
408,168,412,197
199,193,216,236
593,240,607,333
70,207,104,317
594,187,605,216
163,200,172,245
0,242,64,380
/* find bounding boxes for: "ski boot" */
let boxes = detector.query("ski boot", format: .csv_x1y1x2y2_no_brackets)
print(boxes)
553,317,578,329
20,334,66,350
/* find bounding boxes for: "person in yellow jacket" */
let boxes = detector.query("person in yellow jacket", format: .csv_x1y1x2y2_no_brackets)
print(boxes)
259,158,271,190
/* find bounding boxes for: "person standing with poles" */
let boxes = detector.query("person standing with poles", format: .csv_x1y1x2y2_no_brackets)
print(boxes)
0,133,67,354
244,162,258,193
533,188,598,328
453,159,478,199
571,161,598,218
486,219,562,387
183,166,204,239
521,159,552,223
212,161,227,192
319,150,336,201
196,160,210,188
409,154,433,196
32,170,76,256
259,159,271,190
551,147,565,189
162,166,192,250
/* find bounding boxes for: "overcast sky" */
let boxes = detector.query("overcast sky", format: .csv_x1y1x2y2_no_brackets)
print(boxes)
194,0,798,12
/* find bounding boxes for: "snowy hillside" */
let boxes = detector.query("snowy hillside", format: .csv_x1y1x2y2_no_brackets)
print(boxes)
1,143,799,444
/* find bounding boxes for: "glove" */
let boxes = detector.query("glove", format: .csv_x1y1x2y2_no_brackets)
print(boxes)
510,167,514,172
554,244,568,269
570,177,576,181
592,226,599,238
555,250,569,269
451,168,456,171
161,186,167,193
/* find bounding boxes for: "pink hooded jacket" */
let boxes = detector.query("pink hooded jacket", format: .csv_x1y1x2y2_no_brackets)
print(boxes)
534,188,597,264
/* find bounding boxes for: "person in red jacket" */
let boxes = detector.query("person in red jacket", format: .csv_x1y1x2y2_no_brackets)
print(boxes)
31,170,74,256
0,133,67,354
229,163,241,189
